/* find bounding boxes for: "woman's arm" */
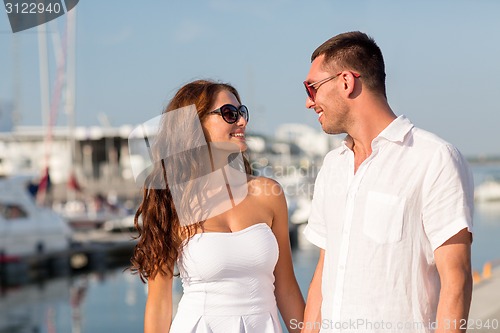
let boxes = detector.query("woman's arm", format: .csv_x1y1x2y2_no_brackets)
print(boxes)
268,180,306,333
144,269,173,333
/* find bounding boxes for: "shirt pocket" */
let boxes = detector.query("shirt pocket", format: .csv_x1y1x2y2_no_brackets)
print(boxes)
363,191,406,244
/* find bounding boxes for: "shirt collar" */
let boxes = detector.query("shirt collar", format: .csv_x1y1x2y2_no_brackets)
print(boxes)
340,115,414,153
376,115,414,143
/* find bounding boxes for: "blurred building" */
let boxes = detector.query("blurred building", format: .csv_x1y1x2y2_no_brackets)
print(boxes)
275,123,343,157
0,125,137,200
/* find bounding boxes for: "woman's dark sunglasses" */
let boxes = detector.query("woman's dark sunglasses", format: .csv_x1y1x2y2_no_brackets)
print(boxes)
209,104,249,124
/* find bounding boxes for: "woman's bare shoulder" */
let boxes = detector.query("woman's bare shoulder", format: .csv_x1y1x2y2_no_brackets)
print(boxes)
247,176,285,198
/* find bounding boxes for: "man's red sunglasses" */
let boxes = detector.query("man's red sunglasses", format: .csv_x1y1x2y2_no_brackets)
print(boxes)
304,71,361,102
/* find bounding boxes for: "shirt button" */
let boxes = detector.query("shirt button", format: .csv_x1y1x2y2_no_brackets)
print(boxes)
339,265,345,271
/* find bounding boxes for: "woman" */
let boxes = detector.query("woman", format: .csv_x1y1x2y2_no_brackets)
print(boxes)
130,79,305,333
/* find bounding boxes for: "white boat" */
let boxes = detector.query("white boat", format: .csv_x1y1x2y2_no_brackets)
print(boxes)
0,175,72,262
102,214,141,233
475,180,500,202
54,198,125,230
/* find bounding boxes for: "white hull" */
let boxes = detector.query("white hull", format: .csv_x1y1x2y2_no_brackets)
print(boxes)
0,176,71,260
475,180,500,203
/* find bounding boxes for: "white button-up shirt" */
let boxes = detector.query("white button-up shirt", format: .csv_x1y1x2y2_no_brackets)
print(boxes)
304,116,474,333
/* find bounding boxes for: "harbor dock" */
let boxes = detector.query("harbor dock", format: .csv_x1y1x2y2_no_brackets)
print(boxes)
469,261,500,332
1,230,136,288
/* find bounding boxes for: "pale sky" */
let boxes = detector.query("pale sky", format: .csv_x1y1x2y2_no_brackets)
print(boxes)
1,0,499,157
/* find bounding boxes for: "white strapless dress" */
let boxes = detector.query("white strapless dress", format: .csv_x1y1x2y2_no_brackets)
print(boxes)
170,223,283,333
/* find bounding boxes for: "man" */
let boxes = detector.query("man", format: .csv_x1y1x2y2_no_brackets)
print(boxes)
302,31,473,333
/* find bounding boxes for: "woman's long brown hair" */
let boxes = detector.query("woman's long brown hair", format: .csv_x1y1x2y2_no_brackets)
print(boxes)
130,79,251,282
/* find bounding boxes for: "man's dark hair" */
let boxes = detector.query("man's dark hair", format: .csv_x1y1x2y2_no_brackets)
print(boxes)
312,31,386,97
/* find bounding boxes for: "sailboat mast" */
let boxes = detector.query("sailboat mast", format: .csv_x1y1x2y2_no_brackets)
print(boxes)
36,24,51,205
66,7,77,171
37,25,50,132
11,34,21,128
64,6,81,201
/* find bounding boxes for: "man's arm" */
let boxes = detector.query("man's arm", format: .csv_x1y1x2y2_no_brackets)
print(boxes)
302,248,325,333
434,228,473,333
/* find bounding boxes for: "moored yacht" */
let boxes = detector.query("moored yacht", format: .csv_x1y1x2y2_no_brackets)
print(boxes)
0,175,72,263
